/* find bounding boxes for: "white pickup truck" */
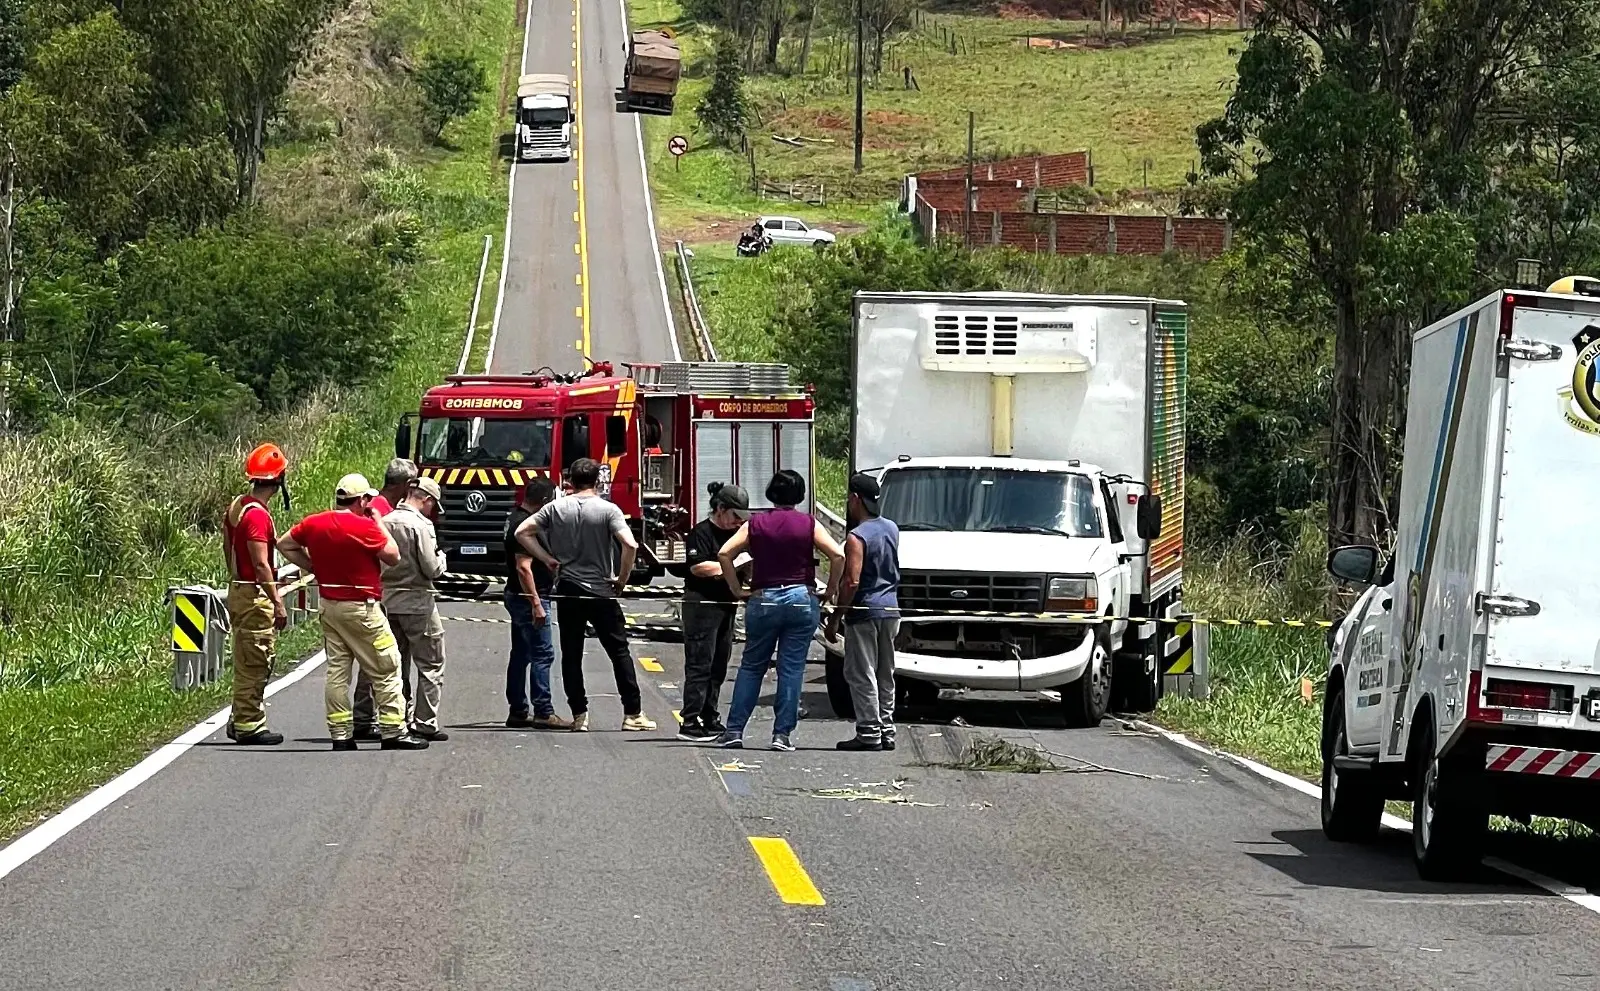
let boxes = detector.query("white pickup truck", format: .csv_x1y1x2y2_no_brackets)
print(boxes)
514,74,574,163
823,291,1199,726
1322,276,1600,879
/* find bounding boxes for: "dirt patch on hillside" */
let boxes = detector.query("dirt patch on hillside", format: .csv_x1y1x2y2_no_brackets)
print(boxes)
991,0,1253,23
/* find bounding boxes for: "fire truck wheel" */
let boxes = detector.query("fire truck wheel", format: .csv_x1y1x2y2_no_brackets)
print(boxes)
1110,641,1160,714
1410,718,1488,881
824,648,855,721
1061,632,1112,728
1319,685,1382,843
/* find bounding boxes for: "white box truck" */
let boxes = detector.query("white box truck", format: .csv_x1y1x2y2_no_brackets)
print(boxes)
824,291,1199,726
514,74,574,163
1322,276,1600,879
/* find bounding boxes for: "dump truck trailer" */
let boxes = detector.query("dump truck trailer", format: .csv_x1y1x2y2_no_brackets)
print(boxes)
622,30,680,115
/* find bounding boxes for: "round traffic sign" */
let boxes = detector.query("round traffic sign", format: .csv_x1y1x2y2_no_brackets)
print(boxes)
668,135,688,157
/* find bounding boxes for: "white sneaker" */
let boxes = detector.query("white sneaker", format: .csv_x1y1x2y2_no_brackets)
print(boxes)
622,713,657,732
571,712,590,732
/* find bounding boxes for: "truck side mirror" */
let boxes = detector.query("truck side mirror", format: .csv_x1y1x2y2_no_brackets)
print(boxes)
1135,493,1162,540
569,111,576,123
394,416,413,460
1327,544,1379,585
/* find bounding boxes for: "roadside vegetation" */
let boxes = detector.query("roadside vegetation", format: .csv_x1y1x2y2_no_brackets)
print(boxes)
0,0,517,840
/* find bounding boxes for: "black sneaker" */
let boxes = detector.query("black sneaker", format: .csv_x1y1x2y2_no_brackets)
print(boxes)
505,711,534,728
411,726,450,742
225,723,238,741
677,719,717,743
881,735,897,752
703,719,729,737
353,725,381,741
331,739,358,752
235,729,285,746
380,734,431,750
836,736,883,751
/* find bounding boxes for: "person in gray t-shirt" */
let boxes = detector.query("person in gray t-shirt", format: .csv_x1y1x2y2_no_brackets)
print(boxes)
514,458,656,733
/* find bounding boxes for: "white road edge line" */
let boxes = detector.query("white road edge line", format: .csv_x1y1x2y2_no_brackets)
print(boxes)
1129,718,1600,917
0,650,330,884
621,0,681,361
485,0,538,373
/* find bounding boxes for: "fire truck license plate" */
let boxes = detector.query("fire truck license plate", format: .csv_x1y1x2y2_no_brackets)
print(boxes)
1583,690,1600,722
460,544,487,556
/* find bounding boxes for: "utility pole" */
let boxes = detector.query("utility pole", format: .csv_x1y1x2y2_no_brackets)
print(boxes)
963,111,974,248
0,142,14,434
853,0,865,173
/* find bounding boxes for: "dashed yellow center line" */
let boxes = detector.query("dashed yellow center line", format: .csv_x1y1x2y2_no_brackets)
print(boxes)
748,837,826,906
639,656,664,673
671,709,682,723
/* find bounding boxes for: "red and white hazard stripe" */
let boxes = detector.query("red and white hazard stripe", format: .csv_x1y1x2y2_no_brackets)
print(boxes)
1485,745,1600,778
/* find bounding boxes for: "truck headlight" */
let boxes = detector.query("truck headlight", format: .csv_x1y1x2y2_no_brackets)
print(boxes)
1045,576,1097,614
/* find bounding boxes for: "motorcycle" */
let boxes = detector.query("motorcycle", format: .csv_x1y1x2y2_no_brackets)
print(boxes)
735,230,772,257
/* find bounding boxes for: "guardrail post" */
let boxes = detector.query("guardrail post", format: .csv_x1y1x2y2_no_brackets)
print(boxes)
169,585,227,691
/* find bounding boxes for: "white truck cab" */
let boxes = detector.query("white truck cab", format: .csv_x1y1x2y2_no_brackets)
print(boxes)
824,291,1200,726
515,74,574,163
1321,276,1600,879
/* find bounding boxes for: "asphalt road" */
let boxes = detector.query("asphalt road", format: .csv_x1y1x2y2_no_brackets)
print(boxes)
8,0,1600,984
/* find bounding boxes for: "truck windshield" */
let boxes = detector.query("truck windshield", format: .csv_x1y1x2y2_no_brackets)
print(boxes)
522,107,568,125
877,468,1103,538
419,416,555,467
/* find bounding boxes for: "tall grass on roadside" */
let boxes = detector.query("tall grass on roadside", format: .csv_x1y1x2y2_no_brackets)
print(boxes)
1155,516,1330,779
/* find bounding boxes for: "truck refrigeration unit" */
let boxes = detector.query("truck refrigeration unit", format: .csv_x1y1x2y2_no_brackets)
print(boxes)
1322,276,1600,879
824,291,1201,726
395,361,815,594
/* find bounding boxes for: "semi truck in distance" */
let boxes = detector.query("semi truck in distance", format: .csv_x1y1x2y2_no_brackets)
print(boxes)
1322,276,1600,879
395,361,815,594
621,30,680,115
514,74,574,162
826,291,1200,726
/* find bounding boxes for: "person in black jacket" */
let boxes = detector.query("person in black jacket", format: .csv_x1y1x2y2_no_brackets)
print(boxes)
676,482,750,742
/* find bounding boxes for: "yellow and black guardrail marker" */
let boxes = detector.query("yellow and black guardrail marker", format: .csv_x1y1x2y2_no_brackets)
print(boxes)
171,591,208,653
1163,621,1195,675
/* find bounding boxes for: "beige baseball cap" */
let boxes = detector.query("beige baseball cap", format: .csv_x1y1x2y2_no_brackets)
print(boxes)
410,476,443,501
334,473,377,500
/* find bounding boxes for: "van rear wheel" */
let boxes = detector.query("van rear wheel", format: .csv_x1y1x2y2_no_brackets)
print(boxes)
1411,721,1488,880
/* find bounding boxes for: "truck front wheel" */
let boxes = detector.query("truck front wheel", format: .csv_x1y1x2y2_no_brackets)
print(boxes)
824,647,855,721
1411,720,1488,880
1060,633,1111,728
1320,686,1382,842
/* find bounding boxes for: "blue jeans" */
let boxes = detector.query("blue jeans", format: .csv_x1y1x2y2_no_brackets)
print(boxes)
725,586,819,738
503,584,556,717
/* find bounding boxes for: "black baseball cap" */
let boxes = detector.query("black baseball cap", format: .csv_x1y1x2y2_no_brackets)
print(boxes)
849,472,881,513
712,483,752,520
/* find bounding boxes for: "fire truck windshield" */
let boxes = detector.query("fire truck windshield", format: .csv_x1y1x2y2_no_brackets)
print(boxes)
419,416,555,467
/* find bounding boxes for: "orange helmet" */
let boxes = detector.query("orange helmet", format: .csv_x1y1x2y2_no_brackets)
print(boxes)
244,443,288,482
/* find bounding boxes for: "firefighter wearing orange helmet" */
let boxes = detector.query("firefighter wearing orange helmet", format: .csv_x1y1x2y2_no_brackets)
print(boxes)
223,443,292,745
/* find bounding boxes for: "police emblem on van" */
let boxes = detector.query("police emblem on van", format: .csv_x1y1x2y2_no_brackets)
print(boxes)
1560,325,1600,436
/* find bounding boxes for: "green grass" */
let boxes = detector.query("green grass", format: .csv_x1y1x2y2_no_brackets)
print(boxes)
632,0,1239,233
0,0,518,843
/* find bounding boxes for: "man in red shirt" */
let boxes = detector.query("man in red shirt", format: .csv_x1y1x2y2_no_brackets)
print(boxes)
353,457,418,738
277,473,429,751
223,443,292,745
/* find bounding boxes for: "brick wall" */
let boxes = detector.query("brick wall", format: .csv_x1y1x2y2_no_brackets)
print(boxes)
914,197,1231,260
918,152,1091,188
916,178,1030,212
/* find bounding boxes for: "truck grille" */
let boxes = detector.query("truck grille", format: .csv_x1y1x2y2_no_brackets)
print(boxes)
438,487,519,544
898,570,1045,616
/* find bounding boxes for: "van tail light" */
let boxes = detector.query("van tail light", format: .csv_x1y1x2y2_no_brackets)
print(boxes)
1466,671,1499,723
1500,292,1525,339
1470,672,1575,722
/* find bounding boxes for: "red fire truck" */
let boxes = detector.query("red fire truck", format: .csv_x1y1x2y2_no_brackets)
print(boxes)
394,360,816,591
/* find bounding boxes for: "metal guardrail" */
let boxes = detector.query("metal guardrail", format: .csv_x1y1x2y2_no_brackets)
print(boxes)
673,239,717,361
168,565,317,691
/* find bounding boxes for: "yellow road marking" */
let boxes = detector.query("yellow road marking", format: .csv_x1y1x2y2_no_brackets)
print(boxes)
575,306,584,318
575,338,583,349
575,273,582,285
748,838,825,906
573,0,592,359
639,656,664,672
672,709,682,723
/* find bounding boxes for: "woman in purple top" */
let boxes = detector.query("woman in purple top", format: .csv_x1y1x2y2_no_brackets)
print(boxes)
713,469,844,750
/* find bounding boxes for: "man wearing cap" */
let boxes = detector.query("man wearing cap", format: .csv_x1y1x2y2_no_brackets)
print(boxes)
276,474,429,751
353,457,417,738
675,482,750,742
382,476,450,740
827,472,902,752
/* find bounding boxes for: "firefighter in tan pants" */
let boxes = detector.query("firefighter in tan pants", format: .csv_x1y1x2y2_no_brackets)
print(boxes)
222,444,292,745
276,473,430,751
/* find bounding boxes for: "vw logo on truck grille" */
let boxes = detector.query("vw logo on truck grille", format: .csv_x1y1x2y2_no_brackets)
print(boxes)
464,491,487,513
